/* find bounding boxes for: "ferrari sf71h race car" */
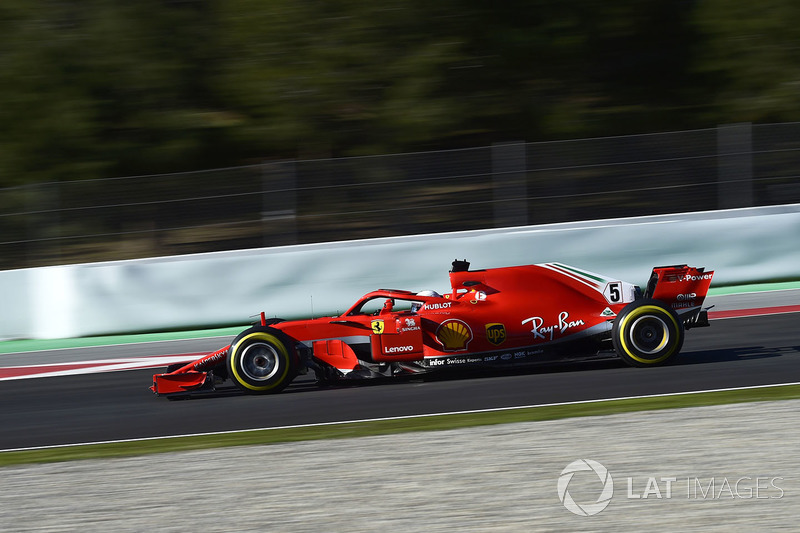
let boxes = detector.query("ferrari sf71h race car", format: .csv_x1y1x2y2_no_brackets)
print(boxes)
151,260,714,397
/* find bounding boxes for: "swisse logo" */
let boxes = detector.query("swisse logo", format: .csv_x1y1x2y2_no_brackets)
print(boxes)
558,459,614,516
385,345,414,354
684,274,713,281
676,293,697,300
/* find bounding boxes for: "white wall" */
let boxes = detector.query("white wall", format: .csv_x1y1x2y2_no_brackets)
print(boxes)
2,204,798,340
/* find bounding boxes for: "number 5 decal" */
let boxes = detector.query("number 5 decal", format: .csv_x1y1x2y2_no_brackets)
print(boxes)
603,282,622,304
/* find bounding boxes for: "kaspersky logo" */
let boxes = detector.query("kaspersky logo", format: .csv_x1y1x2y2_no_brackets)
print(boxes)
557,459,614,516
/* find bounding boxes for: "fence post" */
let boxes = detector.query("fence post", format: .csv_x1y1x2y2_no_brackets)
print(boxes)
24,183,60,267
717,123,753,209
492,141,528,228
261,161,298,246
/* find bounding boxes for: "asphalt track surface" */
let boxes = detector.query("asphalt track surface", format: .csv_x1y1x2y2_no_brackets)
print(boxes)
1,307,798,451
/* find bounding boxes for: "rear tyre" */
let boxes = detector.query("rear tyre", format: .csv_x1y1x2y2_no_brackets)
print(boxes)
227,326,297,394
612,299,683,367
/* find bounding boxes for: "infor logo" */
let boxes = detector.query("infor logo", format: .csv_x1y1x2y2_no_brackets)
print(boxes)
557,459,614,516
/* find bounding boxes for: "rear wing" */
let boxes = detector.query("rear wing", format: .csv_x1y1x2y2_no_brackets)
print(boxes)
645,265,714,317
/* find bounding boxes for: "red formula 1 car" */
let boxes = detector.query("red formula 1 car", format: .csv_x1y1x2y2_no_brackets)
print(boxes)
151,260,714,397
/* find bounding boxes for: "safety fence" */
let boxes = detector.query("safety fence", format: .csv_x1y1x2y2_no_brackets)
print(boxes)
1,122,799,270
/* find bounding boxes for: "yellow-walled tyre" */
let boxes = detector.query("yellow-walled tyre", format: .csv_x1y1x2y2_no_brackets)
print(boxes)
227,327,297,394
612,299,684,367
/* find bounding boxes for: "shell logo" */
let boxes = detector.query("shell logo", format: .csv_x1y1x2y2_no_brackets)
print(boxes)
435,319,473,351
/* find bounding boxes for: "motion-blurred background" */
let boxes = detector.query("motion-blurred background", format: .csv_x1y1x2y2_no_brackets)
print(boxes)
1,1,799,269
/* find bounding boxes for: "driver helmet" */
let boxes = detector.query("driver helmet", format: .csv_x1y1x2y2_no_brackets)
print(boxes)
411,290,442,312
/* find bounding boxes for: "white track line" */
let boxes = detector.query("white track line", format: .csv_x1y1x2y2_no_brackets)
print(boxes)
2,381,798,454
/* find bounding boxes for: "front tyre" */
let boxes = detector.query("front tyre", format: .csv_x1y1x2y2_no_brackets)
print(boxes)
612,299,684,367
227,327,297,394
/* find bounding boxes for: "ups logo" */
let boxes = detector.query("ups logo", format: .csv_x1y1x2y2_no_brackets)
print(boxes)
485,323,507,346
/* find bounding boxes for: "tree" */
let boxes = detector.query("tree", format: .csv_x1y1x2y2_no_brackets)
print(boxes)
692,0,800,122
0,1,221,186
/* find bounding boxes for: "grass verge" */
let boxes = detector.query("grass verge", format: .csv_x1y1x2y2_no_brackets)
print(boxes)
2,383,799,467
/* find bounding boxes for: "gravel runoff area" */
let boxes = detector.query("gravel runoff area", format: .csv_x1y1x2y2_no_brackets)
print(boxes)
1,400,797,532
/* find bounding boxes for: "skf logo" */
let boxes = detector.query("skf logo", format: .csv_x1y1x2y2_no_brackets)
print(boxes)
371,320,385,335
485,323,507,346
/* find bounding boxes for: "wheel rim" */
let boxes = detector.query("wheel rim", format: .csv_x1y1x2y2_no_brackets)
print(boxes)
628,315,669,355
240,342,281,381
